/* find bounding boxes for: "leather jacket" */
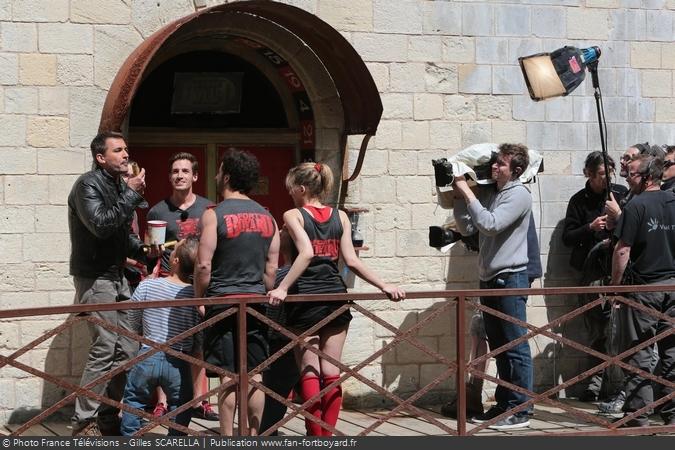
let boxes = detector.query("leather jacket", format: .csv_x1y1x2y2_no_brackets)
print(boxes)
68,166,145,279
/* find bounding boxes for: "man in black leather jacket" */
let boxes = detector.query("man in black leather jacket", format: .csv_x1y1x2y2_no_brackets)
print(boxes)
69,131,148,436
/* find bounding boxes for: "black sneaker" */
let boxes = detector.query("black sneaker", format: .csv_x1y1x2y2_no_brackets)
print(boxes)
470,406,504,424
612,415,649,428
488,414,531,430
579,390,598,402
192,401,219,421
597,391,625,415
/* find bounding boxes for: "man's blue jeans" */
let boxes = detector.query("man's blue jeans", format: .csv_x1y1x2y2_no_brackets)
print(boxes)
121,350,193,436
480,271,533,414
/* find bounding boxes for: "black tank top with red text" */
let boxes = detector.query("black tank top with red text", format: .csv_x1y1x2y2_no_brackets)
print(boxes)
296,207,347,294
206,199,276,297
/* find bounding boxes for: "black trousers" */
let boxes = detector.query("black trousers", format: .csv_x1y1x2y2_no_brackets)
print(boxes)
260,339,301,434
621,279,675,422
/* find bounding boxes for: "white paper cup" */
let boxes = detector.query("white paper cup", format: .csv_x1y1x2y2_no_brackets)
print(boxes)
147,220,167,245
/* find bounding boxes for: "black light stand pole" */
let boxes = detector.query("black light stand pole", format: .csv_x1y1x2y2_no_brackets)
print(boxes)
587,61,612,200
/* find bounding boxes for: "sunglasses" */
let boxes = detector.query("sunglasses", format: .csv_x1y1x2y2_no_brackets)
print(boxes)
664,160,675,169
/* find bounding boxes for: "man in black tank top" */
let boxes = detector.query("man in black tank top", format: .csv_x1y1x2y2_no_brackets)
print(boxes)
194,149,279,436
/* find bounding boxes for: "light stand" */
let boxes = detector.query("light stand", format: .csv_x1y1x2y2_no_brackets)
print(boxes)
587,60,612,199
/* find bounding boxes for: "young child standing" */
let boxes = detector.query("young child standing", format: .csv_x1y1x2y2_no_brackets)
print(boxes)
121,237,201,436
268,162,405,436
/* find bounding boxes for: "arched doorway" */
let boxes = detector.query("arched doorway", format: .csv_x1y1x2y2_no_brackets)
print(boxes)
99,0,383,236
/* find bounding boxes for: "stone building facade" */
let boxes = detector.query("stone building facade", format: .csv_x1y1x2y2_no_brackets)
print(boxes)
1,0,675,423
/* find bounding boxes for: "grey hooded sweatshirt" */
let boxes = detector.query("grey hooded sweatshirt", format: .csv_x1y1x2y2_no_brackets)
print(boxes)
453,180,532,281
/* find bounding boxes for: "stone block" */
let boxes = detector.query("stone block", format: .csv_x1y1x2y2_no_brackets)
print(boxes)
1,291,47,309
495,4,530,37
508,38,542,65
361,176,396,204
429,120,462,150
390,62,426,92
646,9,673,42
372,120,401,150
541,151,572,176
4,175,48,205
23,232,70,262
475,37,509,65
558,123,588,151
545,97,573,122
475,95,511,120
663,43,675,69
461,121,491,147
35,262,72,291
359,149,388,176
381,93,413,119
603,97,629,123
0,379,15,409
411,202,448,229
527,122,559,151
425,63,458,94
396,337,438,364
38,23,93,54
441,37,474,64
38,87,69,116
4,147,36,174
609,8,646,41
642,70,672,97
353,33,407,63
48,175,78,205
422,1,461,35
513,95,545,121
399,121,428,151
573,96,595,122
19,53,56,85
94,25,143,89
567,7,609,39
462,3,493,36
27,117,69,148
0,0,8,19
49,290,75,306
0,206,35,232
388,150,419,176
396,230,433,258
373,310,415,338
365,62,388,92
1,22,37,52
420,363,452,390
493,66,525,95
372,203,411,231
35,205,68,232
373,0,422,34
0,53,18,84
0,234,22,263
38,148,85,175
655,98,675,122
318,1,372,31
12,0,68,22
57,55,94,86
374,230,396,257
5,87,37,114
458,65,491,94
15,378,42,409
131,0,194,38
31,348,70,377
414,93,443,120
396,176,432,204
408,36,441,63
71,0,131,24
492,121,526,144
630,42,661,69
532,6,566,38
0,262,35,291
69,87,106,147
444,95,476,121
0,323,19,350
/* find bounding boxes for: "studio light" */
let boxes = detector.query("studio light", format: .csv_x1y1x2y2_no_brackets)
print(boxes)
519,46,601,101
518,45,611,196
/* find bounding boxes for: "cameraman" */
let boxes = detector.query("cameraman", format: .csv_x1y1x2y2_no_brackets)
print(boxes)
452,143,533,430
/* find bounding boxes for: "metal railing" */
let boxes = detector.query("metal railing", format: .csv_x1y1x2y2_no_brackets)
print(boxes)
0,284,673,436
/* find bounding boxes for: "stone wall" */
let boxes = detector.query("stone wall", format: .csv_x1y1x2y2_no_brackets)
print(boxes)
1,0,674,422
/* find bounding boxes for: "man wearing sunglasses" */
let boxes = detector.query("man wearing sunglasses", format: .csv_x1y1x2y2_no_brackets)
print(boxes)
661,146,675,193
146,152,218,422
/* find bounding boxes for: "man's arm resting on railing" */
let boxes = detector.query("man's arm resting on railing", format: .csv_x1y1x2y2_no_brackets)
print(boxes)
611,239,631,286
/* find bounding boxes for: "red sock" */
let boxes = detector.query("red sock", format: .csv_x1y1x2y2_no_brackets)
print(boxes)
321,375,342,436
299,375,322,436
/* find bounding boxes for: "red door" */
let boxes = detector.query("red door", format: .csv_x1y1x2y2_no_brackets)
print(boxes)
217,145,295,226
129,145,208,240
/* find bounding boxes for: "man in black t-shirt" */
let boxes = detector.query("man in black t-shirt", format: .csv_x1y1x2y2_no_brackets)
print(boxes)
612,155,675,427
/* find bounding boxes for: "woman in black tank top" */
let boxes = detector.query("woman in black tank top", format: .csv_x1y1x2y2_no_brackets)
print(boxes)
267,162,405,436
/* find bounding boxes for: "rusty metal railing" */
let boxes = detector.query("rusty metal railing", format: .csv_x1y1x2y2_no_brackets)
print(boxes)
0,284,673,436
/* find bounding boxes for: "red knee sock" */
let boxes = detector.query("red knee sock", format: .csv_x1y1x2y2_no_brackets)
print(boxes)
299,375,322,436
321,375,342,436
